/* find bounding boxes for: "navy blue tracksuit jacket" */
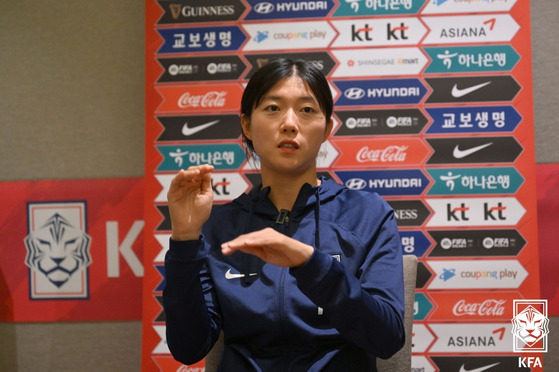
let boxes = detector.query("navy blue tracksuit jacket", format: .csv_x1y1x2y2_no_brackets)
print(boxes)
164,178,405,371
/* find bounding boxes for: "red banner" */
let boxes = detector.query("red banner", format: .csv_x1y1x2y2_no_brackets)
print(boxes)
536,163,559,316
0,177,144,322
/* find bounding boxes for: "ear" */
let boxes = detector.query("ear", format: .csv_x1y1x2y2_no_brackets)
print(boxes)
240,114,252,140
322,118,333,143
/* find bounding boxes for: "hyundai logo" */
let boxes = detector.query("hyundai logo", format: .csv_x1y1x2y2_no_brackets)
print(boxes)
345,178,367,190
254,2,275,14
344,88,366,100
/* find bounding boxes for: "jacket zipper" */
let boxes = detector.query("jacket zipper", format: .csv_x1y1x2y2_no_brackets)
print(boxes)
275,209,290,371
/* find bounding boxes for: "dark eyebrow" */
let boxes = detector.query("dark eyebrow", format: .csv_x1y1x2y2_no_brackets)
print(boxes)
260,95,317,103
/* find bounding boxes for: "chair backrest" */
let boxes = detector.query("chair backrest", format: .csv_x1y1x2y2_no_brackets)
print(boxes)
377,254,418,372
205,331,223,372
204,254,418,372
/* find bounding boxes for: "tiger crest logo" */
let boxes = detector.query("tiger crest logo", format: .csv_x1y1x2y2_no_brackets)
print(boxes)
511,300,549,352
25,202,92,299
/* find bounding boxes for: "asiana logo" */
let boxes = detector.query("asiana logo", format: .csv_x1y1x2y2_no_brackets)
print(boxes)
24,202,92,299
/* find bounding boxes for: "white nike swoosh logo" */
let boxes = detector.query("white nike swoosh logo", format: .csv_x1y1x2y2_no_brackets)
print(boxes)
459,362,500,372
225,269,258,280
453,142,493,159
451,81,492,98
182,120,220,136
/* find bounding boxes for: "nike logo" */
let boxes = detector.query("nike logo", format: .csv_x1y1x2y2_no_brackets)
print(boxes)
459,362,500,372
225,269,258,280
453,142,493,159
451,81,491,98
182,120,220,136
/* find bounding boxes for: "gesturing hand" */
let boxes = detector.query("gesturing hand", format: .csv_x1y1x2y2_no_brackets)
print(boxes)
221,228,314,268
167,164,214,241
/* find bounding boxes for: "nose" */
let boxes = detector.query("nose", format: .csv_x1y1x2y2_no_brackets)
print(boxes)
281,109,298,133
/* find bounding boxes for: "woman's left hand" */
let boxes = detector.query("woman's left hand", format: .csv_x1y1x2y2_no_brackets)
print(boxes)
221,228,314,268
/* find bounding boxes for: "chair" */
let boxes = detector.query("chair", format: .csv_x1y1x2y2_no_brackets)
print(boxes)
204,254,418,372
376,254,417,372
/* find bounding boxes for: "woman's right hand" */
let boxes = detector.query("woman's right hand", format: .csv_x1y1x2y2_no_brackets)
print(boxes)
167,164,214,241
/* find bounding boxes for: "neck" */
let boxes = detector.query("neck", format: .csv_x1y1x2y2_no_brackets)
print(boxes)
261,172,320,211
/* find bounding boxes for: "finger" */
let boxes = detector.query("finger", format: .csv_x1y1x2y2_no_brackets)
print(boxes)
221,237,259,256
198,164,215,173
221,242,234,256
170,165,211,188
200,167,213,194
221,240,244,255
171,168,198,186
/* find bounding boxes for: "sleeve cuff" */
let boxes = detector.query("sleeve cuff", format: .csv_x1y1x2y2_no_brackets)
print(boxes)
289,249,333,290
167,237,208,262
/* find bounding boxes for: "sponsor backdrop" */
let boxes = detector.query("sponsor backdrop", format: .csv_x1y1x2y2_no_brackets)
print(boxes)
142,0,543,371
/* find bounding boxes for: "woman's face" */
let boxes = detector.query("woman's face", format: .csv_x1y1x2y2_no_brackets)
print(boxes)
241,75,333,179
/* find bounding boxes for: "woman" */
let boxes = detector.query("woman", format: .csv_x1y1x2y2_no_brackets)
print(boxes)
163,58,405,371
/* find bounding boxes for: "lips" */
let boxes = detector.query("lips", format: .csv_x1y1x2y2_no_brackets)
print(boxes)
278,140,299,150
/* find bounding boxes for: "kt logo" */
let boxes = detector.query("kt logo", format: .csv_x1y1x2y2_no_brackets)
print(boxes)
387,22,408,40
447,203,469,221
352,24,373,41
485,202,507,221
212,177,231,196
446,202,507,221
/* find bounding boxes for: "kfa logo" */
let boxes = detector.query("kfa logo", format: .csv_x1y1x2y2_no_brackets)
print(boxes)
351,23,373,41
512,299,549,353
387,22,408,40
24,202,92,299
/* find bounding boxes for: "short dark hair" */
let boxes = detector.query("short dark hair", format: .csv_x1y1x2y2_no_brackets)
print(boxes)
240,58,333,158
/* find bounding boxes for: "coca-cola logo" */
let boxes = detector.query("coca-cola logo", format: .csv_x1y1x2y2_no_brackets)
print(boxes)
453,299,506,317
178,91,227,108
356,145,408,163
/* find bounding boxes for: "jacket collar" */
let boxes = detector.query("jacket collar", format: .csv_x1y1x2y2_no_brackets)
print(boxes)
233,177,343,221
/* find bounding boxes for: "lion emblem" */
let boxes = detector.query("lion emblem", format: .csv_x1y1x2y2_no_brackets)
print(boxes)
511,304,549,347
24,213,92,288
